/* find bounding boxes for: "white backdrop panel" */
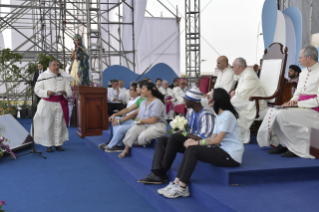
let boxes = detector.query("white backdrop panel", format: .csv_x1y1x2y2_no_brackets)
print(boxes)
122,0,147,70
136,17,180,75
259,59,283,103
10,0,36,51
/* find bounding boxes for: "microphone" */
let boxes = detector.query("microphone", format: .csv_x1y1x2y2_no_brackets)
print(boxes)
57,73,64,78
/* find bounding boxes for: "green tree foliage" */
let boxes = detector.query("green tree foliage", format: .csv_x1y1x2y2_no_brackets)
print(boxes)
0,48,23,107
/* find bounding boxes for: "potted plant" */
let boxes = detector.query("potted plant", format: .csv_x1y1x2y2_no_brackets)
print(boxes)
9,106,17,119
0,134,17,164
0,48,23,110
0,200,6,212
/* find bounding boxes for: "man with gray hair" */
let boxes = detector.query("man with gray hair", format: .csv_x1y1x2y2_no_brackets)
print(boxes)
33,60,72,152
159,80,175,119
230,57,267,144
257,45,319,158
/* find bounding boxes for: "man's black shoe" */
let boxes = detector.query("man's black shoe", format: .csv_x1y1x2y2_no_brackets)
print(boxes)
47,147,53,153
268,144,288,154
138,173,168,184
105,146,123,152
281,150,298,157
55,146,65,151
99,143,108,151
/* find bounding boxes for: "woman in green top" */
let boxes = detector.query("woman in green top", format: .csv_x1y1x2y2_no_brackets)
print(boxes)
99,80,147,152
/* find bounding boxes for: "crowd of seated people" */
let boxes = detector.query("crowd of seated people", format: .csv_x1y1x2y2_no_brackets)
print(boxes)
99,45,319,198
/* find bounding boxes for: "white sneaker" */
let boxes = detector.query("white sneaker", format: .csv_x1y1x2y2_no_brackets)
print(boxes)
163,185,190,198
157,182,176,195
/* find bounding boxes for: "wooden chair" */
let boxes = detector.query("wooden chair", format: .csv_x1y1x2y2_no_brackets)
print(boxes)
282,81,298,103
310,128,319,158
199,75,213,94
249,43,288,118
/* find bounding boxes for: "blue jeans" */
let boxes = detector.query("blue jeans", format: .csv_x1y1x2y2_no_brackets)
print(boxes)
108,118,135,148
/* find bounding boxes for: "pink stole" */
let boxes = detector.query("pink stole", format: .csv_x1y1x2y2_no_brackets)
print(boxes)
299,94,319,113
42,95,69,126
165,96,174,114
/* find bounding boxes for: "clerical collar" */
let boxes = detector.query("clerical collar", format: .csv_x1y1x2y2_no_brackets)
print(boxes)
307,63,319,71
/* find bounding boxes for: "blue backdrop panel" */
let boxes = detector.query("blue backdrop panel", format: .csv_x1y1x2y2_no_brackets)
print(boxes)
262,0,278,50
103,63,178,89
283,6,302,65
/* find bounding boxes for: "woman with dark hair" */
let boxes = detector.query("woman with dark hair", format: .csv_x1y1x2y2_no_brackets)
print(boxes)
103,82,141,152
119,82,167,158
99,80,148,151
158,88,243,198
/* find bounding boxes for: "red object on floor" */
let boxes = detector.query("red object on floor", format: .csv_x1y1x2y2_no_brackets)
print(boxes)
174,103,187,115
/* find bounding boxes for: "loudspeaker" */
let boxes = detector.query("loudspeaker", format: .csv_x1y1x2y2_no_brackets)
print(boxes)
0,114,33,153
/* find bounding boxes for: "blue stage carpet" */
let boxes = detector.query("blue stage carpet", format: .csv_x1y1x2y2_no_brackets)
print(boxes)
85,123,319,212
1,119,156,212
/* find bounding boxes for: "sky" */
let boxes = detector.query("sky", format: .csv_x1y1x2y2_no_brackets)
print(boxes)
145,0,266,74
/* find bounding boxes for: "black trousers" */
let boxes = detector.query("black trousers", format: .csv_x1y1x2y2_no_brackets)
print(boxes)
177,145,240,184
108,103,126,116
151,133,187,176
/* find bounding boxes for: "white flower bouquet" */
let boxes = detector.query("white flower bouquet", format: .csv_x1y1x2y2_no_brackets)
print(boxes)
168,116,189,134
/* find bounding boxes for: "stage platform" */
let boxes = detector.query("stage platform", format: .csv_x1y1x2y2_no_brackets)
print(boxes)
85,129,319,212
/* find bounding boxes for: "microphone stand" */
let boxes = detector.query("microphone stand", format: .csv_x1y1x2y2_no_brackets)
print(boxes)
18,75,46,159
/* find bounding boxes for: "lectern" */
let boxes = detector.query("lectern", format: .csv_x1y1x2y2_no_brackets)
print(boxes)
75,86,108,138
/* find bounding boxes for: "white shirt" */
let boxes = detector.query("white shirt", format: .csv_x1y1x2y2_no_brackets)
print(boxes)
120,87,127,92
214,67,236,93
292,63,319,108
173,86,186,104
119,87,128,104
126,96,140,115
108,87,126,104
192,86,200,92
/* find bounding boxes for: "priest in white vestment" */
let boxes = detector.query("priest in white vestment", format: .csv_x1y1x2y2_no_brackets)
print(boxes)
257,46,319,158
203,56,236,107
33,60,72,152
173,79,187,105
159,80,175,119
231,58,267,144
214,56,236,93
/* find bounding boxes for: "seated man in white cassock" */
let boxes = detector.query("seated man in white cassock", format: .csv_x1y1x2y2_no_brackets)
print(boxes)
203,56,235,103
33,60,72,153
214,56,236,93
173,79,187,105
230,58,267,144
257,45,319,158
159,80,175,119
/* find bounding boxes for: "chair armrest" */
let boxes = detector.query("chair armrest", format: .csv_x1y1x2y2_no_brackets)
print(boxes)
249,95,275,119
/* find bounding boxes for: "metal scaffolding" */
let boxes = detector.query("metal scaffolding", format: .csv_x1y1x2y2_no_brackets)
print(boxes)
278,0,290,11
0,0,136,84
185,0,200,83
